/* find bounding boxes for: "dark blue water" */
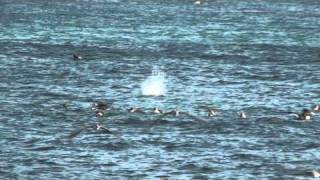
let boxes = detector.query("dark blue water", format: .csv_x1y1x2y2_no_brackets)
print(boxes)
1,0,320,179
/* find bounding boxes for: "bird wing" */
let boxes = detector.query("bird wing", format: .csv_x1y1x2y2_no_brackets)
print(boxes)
289,113,299,118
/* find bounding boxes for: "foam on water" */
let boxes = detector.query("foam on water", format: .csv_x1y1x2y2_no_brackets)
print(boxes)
141,66,166,96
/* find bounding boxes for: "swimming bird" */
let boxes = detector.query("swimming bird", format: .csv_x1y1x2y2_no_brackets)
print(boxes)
207,108,218,117
163,108,181,117
127,107,145,114
92,101,111,112
313,170,320,178
152,107,163,114
238,111,247,119
291,109,314,120
73,53,83,60
92,101,111,117
313,105,320,112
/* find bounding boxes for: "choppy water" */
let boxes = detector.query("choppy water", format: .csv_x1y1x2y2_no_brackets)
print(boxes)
1,0,320,179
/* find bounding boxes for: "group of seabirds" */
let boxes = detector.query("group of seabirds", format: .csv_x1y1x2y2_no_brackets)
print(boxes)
91,101,320,120
71,101,320,177
73,53,320,123
89,100,320,132
72,53,320,128
81,102,320,173
72,53,320,177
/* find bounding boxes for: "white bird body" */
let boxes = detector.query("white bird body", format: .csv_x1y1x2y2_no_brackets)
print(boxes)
175,109,180,117
313,105,320,112
208,109,218,117
313,170,320,178
238,112,246,119
153,107,163,114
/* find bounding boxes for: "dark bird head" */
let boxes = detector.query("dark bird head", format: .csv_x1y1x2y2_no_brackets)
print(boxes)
302,109,311,115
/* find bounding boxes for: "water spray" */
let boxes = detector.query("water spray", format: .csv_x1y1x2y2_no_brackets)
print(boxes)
141,66,167,96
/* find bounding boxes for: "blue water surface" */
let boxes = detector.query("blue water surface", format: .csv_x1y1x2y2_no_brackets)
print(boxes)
0,0,320,179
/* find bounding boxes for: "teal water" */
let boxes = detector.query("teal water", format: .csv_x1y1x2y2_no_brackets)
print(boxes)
0,0,320,179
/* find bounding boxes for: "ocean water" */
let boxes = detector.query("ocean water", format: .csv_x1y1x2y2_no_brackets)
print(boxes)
1,0,320,179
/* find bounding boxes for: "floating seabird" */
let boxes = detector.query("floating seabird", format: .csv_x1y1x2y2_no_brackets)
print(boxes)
313,105,320,112
127,107,145,114
207,108,218,117
238,111,247,119
91,101,111,117
291,109,314,120
163,108,181,117
92,101,111,112
73,53,83,60
313,170,320,178
153,107,163,114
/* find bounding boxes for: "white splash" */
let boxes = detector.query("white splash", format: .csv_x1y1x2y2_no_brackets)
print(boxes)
141,67,166,96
